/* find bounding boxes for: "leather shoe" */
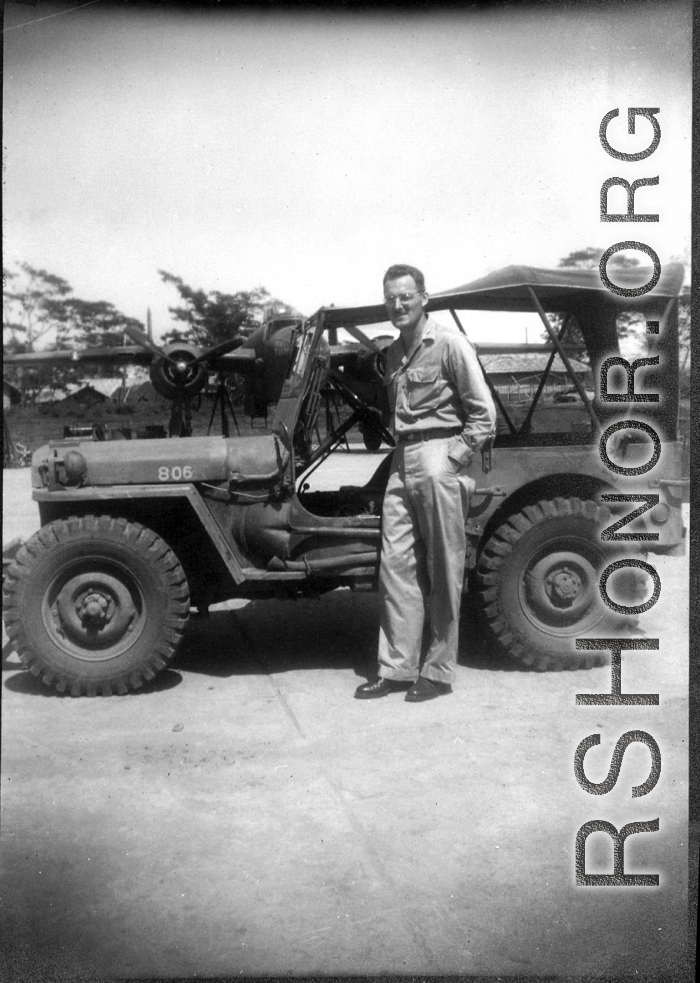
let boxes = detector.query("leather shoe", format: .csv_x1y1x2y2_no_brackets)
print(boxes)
354,677,414,700
405,677,452,702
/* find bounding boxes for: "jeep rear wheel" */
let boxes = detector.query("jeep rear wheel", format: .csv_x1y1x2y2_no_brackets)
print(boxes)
476,497,614,670
3,516,189,696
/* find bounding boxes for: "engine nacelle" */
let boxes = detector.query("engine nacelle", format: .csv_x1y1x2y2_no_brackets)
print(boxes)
149,342,208,399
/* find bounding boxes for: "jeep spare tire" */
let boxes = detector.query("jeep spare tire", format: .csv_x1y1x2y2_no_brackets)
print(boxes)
3,515,189,696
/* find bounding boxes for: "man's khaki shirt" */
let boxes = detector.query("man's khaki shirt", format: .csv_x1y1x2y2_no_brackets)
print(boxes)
384,316,497,467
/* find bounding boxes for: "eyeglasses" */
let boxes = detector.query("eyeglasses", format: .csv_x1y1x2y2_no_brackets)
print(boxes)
383,292,422,306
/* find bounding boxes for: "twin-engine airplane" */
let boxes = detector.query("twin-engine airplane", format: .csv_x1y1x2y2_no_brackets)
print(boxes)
3,305,395,449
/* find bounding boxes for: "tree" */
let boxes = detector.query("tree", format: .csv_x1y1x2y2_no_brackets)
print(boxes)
556,246,641,271
3,263,71,352
3,264,77,404
53,298,144,351
3,263,144,355
3,263,146,402
158,270,291,348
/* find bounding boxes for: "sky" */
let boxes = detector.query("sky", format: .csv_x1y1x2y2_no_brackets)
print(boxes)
3,0,692,345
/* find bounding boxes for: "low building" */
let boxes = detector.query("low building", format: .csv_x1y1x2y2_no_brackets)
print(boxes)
59,385,112,411
481,352,591,402
34,377,125,406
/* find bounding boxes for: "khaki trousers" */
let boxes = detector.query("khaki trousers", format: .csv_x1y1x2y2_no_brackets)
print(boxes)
377,438,475,685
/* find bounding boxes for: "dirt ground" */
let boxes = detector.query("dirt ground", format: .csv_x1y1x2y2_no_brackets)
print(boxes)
1,453,692,979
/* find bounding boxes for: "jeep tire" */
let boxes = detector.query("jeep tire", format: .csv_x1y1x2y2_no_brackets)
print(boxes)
476,497,614,670
3,515,189,696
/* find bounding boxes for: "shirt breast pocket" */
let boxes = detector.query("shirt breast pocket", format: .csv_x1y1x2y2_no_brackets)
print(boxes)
405,366,440,411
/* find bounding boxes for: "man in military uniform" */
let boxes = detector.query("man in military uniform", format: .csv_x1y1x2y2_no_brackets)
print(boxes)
355,264,497,702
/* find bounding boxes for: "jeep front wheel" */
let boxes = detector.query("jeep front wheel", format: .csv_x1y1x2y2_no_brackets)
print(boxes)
476,497,614,670
3,516,189,696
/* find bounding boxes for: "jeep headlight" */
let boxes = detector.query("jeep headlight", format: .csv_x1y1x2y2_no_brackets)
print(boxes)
63,450,87,485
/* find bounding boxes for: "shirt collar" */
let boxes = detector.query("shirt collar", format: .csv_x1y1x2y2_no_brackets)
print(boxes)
385,315,438,382
421,316,438,343
402,315,436,362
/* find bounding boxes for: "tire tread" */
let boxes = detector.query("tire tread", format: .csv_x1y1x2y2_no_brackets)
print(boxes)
2,515,190,697
476,497,610,671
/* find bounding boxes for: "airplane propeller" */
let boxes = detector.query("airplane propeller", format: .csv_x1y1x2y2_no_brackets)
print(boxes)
123,326,252,402
121,325,255,436
188,337,246,364
122,324,180,365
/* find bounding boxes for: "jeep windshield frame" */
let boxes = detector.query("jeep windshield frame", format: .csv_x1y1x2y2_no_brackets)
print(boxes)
271,310,332,480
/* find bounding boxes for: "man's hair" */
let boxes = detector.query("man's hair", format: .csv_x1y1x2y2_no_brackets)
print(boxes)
383,264,426,292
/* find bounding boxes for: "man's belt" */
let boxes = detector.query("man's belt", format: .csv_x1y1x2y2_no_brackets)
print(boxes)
395,427,462,444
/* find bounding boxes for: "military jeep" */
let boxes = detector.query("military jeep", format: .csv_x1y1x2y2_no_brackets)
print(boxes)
3,263,686,695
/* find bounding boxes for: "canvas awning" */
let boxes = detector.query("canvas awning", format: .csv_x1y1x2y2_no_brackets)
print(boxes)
319,262,685,327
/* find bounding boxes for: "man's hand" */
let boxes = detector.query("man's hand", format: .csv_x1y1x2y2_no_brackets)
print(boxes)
446,436,473,471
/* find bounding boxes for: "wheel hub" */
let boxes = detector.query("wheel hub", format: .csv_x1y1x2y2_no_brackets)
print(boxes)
53,571,138,652
523,548,599,627
545,567,582,605
76,590,115,629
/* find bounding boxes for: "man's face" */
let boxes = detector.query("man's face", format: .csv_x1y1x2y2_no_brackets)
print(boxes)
383,275,428,332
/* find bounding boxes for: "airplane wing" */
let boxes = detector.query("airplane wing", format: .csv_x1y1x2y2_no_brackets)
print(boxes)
4,345,155,367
